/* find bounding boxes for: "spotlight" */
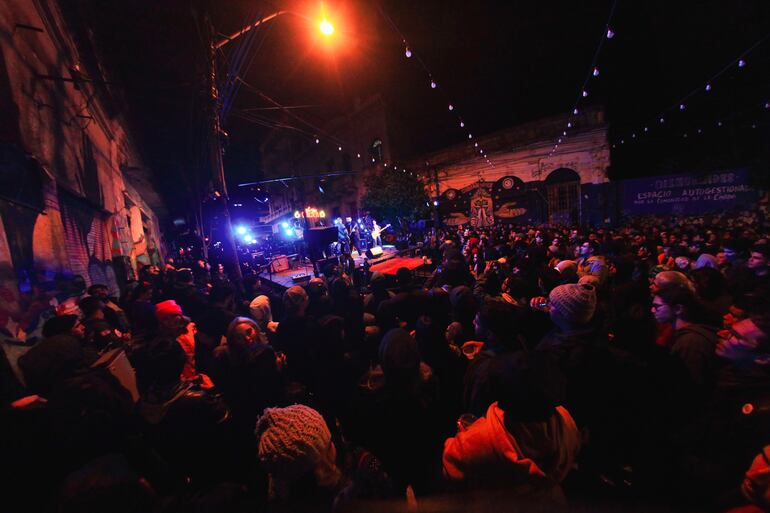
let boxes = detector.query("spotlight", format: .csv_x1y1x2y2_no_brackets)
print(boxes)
235,226,247,235
281,222,289,229
244,235,253,243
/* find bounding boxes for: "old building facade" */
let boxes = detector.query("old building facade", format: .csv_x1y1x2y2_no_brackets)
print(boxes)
409,106,611,225
0,0,165,341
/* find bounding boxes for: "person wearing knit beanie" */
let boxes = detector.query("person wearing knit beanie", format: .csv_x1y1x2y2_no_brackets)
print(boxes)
255,405,339,499
155,300,184,323
548,283,597,327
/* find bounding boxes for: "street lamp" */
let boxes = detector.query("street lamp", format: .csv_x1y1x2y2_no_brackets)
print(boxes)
319,19,334,36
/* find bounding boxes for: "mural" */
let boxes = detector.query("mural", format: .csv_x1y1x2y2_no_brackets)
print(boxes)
439,177,544,226
469,188,494,227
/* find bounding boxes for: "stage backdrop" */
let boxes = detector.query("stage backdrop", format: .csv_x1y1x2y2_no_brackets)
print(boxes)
621,169,758,215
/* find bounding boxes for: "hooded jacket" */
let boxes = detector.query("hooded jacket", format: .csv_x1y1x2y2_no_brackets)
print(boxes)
443,402,579,490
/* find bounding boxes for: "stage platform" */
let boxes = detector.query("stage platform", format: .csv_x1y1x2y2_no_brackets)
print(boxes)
259,245,403,290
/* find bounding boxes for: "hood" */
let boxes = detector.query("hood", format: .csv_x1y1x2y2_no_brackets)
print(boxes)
443,402,580,485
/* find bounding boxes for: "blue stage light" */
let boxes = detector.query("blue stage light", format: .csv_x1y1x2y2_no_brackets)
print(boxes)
281,221,289,229
236,226,247,235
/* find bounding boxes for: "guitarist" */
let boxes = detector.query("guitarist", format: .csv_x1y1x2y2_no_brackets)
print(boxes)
371,220,390,247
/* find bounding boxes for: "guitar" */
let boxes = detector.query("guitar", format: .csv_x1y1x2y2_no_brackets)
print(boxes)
371,223,391,241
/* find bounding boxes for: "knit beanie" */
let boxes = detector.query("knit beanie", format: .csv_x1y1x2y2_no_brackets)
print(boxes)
256,405,332,481
155,300,183,322
549,283,597,325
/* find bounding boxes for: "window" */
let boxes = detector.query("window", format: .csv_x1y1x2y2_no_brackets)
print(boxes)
370,139,383,163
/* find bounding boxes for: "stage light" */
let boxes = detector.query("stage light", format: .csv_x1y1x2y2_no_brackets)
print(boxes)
405,46,412,58
315,138,320,144
448,104,454,111
573,108,579,115
606,27,614,39
236,226,247,235
705,84,712,92
244,235,253,243
593,67,599,77
433,200,438,206
430,80,437,89
738,59,746,68
679,104,685,110
281,222,289,229
285,229,293,237
582,90,588,97
294,211,301,218
460,121,464,128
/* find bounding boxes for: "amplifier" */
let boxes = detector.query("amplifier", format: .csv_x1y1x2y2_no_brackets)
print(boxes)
270,255,290,273
365,246,383,258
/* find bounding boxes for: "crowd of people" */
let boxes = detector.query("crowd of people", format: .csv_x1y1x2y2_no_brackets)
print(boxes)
2,211,770,513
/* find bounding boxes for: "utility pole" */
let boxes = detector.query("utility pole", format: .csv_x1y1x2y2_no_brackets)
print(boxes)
206,18,242,280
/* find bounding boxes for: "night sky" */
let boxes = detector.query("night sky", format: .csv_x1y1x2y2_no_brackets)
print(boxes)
76,0,770,219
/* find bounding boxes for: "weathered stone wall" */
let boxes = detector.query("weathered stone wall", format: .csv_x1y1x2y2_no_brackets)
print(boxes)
0,0,164,343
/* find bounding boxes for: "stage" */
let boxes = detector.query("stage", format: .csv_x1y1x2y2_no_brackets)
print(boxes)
259,245,415,289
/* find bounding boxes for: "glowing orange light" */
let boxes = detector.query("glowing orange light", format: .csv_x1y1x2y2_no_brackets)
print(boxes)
319,19,334,36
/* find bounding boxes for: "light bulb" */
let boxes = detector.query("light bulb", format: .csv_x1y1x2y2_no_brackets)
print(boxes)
632,133,636,138
460,121,465,128
338,146,342,151
562,131,566,136
558,138,562,143
573,108,579,115
697,128,702,134
717,121,723,127
567,122,572,128
644,127,649,132
679,104,685,110
430,80,437,89
315,138,320,144
765,102,770,109
448,104,454,111
405,47,412,58
705,84,712,92
593,67,599,77
738,59,746,68
468,134,472,139
659,117,665,124
582,90,588,97
356,153,361,158
474,142,478,147
606,27,615,39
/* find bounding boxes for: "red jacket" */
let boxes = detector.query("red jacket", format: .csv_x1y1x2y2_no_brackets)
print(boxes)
443,402,580,488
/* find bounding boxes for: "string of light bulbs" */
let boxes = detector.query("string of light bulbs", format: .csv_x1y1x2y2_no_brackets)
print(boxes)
613,98,769,147
611,31,770,148
549,0,618,158
376,4,497,171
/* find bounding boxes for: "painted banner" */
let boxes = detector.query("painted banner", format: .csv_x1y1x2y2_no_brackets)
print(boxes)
621,169,758,215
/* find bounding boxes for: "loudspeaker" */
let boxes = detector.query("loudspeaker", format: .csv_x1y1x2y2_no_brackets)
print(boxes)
365,246,383,258
270,255,290,273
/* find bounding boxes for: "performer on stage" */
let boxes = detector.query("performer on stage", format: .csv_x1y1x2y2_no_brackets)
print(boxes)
371,220,391,247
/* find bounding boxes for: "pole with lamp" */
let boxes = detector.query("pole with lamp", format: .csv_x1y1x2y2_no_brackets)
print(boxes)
206,8,336,281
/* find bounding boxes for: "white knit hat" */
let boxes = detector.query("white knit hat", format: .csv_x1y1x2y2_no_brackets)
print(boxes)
256,405,332,481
